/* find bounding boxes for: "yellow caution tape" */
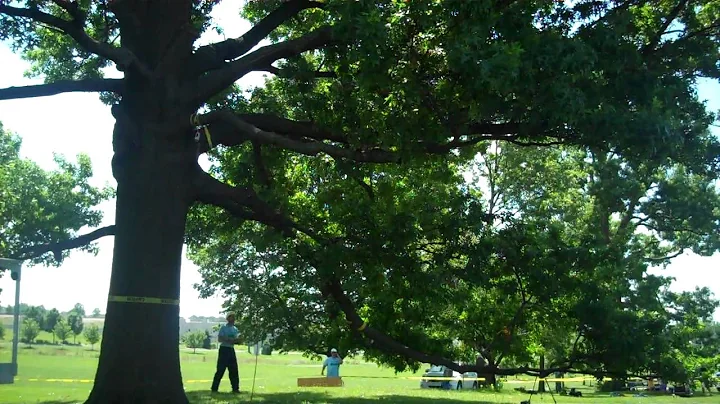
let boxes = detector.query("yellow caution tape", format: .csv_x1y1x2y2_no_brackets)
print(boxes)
409,376,485,381
108,295,180,305
16,378,260,383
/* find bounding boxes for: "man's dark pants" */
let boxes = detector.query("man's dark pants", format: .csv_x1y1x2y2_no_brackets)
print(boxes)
211,346,239,392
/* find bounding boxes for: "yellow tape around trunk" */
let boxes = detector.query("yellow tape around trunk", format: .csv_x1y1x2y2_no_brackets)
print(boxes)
108,295,180,305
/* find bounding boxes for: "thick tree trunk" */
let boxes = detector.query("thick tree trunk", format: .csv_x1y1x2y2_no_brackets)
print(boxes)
485,373,497,388
85,103,196,403
538,354,546,392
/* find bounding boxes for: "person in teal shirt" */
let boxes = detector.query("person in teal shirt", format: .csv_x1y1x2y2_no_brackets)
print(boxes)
321,348,343,377
211,312,240,393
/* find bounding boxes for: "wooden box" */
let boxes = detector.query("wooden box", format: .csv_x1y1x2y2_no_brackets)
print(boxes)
297,377,343,387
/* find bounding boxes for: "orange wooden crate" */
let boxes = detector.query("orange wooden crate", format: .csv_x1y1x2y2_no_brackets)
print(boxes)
297,377,343,387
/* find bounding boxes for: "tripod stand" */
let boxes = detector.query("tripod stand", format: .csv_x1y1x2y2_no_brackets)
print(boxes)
522,377,558,404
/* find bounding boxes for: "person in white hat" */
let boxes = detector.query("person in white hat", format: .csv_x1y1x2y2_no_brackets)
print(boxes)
211,312,241,393
321,348,344,377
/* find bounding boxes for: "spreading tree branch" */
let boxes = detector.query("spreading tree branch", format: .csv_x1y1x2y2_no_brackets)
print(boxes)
645,249,685,263
191,26,334,104
12,225,116,261
259,65,337,78
322,277,574,378
193,111,563,162
0,4,150,75
195,110,398,162
206,174,649,379
238,113,348,144
193,169,311,238
192,0,326,74
0,78,123,100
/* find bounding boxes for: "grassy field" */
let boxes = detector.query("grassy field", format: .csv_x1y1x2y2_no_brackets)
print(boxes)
0,341,717,403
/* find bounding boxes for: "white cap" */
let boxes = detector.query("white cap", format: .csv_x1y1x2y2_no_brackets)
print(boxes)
330,348,338,353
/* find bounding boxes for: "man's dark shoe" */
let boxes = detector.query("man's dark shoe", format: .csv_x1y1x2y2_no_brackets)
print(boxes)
232,390,240,394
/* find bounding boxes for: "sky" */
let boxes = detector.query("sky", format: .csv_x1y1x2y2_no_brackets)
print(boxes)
0,1,719,320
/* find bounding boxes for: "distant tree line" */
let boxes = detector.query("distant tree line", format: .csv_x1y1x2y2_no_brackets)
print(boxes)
12,303,101,349
2,303,104,318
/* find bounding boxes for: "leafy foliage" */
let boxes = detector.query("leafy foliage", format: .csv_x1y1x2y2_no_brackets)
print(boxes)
0,122,113,266
43,308,61,333
67,311,84,342
83,324,101,349
53,318,72,344
2,0,720,400
181,0,720,379
183,330,207,354
23,305,47,330
21,317,40,345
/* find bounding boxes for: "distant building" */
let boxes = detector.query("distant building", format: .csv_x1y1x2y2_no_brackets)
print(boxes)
178,317,224,338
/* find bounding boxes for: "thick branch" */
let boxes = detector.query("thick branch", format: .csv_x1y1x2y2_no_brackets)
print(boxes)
192,26,334,104
260,65,337,79
212,174,641,380
323,277,572,378
196,110,398,162
645,249,685,263
0,4,149,75
12,225,116,261
193,169,302,238
193,0,325,73
0,78,123,100
195,111,557,163
238,113,349,144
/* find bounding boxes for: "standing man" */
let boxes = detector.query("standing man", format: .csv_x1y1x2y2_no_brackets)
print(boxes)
211,312,240,393
321,348,343,378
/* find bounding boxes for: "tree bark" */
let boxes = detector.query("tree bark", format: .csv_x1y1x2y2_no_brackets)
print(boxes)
485,373,497,388
85,101,196,403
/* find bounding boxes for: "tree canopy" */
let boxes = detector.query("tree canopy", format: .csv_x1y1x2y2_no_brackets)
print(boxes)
1,0,719,402
0,121,112,266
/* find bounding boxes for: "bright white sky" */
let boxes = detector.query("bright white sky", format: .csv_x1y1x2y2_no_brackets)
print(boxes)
0,1,718,320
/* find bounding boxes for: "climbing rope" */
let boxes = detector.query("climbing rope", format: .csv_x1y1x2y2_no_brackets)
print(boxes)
249,343,260,401
190,113,213,149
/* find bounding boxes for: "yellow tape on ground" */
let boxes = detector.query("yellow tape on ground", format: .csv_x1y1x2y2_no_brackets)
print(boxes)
108,295,180,305
16,378,260,383
406,377,485,381
16,378,93,383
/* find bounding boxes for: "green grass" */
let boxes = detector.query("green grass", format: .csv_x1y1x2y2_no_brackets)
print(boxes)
0,342,717,403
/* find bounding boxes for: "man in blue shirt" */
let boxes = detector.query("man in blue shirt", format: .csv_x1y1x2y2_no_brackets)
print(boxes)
321,348,343,378
211,312,240,393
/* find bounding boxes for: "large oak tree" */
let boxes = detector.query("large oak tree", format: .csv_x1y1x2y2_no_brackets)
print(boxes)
1,0,719,402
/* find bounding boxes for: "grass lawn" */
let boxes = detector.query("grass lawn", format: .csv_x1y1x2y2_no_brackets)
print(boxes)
0,343,717,403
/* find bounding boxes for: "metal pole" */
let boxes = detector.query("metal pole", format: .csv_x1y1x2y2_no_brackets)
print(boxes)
11,267,21,376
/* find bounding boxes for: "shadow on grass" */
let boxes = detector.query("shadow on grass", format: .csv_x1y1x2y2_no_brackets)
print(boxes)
186,391,503,404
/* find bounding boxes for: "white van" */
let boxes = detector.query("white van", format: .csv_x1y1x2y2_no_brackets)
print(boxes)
419,365,479,390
